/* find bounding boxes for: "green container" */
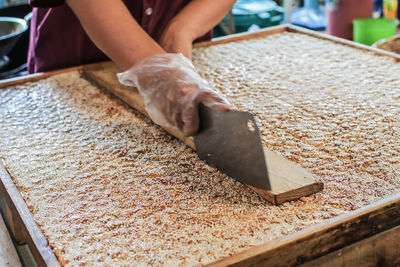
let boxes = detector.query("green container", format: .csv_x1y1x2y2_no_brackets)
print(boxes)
353,18,398,46
214,0,284,37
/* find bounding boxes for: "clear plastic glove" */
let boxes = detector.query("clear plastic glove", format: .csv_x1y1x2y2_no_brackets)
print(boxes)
117,53,231,135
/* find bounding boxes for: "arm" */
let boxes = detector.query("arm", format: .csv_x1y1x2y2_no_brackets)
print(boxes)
67,0,231,135
66,0,165,70
159,0,236,58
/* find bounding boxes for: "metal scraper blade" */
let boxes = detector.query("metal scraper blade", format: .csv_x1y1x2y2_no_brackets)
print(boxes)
194,104,271,190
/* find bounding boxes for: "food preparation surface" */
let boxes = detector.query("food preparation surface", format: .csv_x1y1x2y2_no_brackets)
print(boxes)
0,31,399,266
0,72,321,266
193,32,400,209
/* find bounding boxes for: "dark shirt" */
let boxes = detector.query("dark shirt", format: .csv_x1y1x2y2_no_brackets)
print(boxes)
28,0,212,73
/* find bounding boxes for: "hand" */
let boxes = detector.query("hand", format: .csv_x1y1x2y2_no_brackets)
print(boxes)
117,53,231,135
158,0,236,60
158,25,194,59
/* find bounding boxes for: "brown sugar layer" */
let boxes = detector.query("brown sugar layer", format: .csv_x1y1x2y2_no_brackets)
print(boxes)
0,31,399,265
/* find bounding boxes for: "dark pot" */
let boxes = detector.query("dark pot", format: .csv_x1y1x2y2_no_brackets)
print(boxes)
0,16,28,60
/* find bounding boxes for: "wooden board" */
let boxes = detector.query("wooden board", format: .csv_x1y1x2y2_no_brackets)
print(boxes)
0,162,60,267
303,225,400,267
83,61,322,205
0,24,399,266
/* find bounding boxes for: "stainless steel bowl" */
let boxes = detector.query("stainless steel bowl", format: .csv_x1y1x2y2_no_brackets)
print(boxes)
0,16,28,59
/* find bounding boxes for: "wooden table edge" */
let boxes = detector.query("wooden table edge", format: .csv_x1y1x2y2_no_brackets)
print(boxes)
194,24,400,62
0,162,60,267
208,192,400,266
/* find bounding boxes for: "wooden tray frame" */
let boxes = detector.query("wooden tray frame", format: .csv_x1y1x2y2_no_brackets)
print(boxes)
0,25,399,266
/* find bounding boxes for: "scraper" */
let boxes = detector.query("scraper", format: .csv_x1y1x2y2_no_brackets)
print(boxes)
194,104,271,190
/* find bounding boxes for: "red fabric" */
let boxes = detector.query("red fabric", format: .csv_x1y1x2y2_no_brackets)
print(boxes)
28,0,212,73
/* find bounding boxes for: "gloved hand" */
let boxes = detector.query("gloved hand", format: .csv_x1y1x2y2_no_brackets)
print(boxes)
117,53,231,135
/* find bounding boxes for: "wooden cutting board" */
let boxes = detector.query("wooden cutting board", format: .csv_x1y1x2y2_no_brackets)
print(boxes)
83,62,323,204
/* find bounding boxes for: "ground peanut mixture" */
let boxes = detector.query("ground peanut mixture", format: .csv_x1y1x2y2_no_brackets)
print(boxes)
0,32,399,265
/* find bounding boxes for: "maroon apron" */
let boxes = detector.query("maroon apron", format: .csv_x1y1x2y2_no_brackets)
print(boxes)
28,0,212,73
